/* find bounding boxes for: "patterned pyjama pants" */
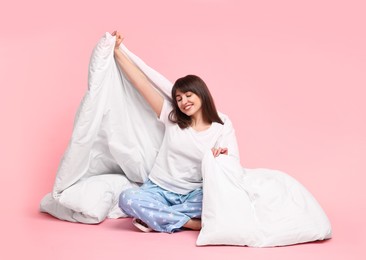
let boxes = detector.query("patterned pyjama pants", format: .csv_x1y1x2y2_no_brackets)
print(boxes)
119,179,203,233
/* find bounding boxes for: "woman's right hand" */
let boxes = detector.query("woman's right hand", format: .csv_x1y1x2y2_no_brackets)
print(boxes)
111,31,124,50
211,147,228,157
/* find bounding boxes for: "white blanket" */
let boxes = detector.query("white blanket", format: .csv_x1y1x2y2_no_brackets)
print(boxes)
197,153,332,246
40,32,332,246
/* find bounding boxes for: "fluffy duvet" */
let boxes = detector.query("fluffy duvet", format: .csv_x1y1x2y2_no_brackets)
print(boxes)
40,32,332,246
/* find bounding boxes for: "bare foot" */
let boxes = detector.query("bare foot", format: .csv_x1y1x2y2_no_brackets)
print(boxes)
183,219,201,230
132,218,153,232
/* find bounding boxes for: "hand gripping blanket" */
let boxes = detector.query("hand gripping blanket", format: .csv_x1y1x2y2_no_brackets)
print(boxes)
40,32,332,246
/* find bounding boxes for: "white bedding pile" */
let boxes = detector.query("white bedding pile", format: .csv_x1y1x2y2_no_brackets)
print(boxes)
40,32,171,223
40,32,332,246
197,153,332,246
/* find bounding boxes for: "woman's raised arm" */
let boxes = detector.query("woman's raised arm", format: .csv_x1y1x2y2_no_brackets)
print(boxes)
112,31,164,117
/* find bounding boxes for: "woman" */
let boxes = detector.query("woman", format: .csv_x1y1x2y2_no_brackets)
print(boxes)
113,31,231,233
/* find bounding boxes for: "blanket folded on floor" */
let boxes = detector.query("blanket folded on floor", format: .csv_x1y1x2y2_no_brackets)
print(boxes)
40,32,332,246
197,152,332,247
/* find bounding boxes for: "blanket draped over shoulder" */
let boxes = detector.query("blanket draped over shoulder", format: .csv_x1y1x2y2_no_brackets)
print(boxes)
40,32,332,247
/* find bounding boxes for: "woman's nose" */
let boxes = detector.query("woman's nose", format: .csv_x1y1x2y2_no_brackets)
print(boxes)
181,96,188,104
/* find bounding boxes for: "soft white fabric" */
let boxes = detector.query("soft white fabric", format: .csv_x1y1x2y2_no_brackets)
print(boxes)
59,174,136,223
196,152,332,247
40,32,332,246
41,32,170,223
149,99,224,194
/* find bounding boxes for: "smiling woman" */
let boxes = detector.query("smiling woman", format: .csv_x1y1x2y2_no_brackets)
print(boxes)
113,31,231,233
169,75,224,131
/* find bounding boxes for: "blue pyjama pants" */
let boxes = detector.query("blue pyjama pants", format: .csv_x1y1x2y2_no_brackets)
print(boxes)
119,179,203,233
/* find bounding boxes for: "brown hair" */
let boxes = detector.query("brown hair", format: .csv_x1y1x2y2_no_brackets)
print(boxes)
168,75,223,129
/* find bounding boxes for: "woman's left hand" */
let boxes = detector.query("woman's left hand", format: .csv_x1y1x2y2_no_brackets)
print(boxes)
211,147,228,157
111,30,124,50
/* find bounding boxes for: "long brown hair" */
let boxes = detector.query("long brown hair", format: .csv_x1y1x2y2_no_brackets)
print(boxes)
168,75,223,129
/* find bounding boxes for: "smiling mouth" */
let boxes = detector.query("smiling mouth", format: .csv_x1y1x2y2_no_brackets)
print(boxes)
184,104,193,110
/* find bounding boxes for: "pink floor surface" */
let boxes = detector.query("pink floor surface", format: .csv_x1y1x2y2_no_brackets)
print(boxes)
2,204,364,260
2,1,365,259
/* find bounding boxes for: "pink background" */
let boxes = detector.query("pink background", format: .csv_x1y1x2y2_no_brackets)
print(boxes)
1,0,365,259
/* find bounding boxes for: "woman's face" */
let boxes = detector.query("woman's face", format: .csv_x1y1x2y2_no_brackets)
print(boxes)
175,90,202,117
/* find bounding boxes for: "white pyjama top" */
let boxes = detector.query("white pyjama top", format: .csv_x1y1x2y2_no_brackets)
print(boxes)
148,99,224,195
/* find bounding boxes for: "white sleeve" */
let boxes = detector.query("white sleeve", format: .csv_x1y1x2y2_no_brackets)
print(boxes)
158,99,173,125
217,116,240,162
